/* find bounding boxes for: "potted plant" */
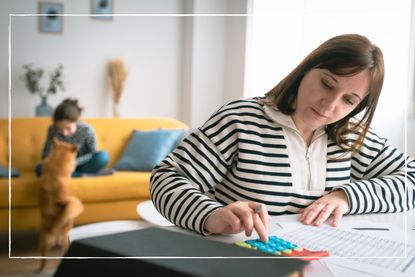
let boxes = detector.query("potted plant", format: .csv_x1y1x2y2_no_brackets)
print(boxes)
21,64,66,116
108,59,128,117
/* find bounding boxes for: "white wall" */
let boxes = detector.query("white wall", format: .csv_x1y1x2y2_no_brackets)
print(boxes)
5,0,184,119
181,0,248,127
1,0,248,128
1,0,413,156
407,1,415,157
409,118,415,156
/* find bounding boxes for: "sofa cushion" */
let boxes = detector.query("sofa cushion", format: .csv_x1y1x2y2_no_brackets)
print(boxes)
0,165,20,178
69,172,151,202
113,129,185,171
0,172,152,208
0,117,189,172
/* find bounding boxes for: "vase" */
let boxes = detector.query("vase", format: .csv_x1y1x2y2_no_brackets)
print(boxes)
113,102,120,117
35,96,53,117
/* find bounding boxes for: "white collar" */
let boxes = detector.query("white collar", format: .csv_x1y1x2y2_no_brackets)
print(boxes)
263,105,326,139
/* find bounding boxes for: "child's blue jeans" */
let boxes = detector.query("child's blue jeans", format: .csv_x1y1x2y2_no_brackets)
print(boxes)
35,151,109,177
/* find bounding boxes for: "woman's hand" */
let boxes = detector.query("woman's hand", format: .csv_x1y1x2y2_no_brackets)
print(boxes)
300,190,349,227
204,201,271,242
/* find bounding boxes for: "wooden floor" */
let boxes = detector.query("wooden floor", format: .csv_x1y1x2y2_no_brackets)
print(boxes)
0,230,64,276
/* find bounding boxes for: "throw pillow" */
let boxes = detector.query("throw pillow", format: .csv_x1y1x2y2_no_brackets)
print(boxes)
0,165,20,178
113,128,185,171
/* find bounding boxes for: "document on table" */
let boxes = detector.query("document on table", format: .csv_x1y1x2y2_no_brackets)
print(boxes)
278,225,415,276
164,213,415,276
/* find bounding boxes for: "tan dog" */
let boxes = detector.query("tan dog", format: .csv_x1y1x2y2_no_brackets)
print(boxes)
37,138,84,272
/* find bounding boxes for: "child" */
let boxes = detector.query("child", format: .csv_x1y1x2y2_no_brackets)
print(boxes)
35,98,110,177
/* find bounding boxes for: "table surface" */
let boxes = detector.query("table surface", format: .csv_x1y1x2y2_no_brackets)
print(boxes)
69,219,156,242
69,201,171,241
69,202,415,277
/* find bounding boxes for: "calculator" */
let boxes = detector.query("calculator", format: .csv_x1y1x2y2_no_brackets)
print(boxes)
235,235,329,261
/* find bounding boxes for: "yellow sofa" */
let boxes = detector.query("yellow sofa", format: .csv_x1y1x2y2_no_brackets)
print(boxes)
0,117,188,231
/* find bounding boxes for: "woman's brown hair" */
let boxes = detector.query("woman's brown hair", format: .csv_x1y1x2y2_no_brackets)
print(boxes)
262,34,384,153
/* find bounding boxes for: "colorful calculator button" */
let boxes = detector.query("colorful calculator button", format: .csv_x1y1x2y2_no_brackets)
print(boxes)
235,241,251,249
235,235,329,261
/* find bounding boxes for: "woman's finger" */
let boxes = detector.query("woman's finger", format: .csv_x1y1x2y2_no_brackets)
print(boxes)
205,207,242,234
312,204,335,226
247,202,269,242
248,203,270,229
252,212,269,242
302,202,324,225
331,208,344,227
222,208,244,233
232,205,255,237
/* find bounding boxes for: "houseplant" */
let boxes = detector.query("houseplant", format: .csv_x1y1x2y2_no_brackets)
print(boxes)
21,64,66,116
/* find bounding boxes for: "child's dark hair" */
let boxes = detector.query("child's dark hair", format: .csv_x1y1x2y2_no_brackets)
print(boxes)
53,98,83,123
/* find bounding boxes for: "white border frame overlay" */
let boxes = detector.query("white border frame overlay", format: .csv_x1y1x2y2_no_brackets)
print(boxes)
8,14,411,263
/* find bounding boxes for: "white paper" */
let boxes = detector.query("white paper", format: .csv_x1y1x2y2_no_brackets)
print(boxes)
278,225,415,276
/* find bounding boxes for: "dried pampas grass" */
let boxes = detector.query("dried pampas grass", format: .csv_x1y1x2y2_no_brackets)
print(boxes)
108,59,128,117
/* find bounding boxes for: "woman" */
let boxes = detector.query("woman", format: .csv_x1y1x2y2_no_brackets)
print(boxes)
150,34,415,242
35,98,109,177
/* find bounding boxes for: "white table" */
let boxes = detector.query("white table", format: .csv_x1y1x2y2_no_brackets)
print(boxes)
268,211,415,277
69,201,172,242
136,200,174,226
68,220,156,242
69,201,415,276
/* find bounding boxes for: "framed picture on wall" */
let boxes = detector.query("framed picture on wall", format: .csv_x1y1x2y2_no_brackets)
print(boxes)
91,0,113,20
38,2,63,34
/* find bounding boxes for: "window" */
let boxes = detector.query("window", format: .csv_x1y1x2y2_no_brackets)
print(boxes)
245,0,412,151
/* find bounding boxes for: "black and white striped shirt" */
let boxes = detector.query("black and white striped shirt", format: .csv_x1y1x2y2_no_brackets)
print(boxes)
150,99,415,235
